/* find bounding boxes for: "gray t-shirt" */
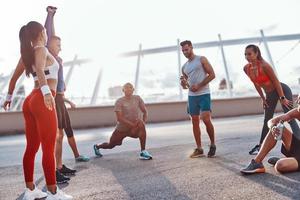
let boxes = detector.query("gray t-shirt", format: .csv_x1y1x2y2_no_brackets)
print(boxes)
114,95,145,132
182,55,210,96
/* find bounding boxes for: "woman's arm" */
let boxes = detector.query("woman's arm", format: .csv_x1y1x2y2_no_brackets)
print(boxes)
7,58,25,95
253,83,266,100
2,58,25,110
262,63,284,97
244,65,266,102
34,48,55,110
262,62,293,109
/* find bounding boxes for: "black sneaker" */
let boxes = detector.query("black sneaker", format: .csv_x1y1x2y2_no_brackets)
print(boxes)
267,157,280,166
249,144,260,155
56,170,70,184
240,159,265,175
207,144,216,158
59,164,76,176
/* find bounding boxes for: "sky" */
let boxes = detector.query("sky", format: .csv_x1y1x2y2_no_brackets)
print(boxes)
0,0,300,105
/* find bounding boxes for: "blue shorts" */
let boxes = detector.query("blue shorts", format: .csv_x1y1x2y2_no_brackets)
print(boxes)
187,94,211,115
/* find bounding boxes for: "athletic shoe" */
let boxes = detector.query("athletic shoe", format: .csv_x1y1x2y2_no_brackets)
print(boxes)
139,150,153,160
240,159,266,174
58,165,76,176
56,170,70,184
268,157,280,166
46,187,73,200
190,148,204,158
249,144,260,155
93,144,103,157
23,186,47,200
75,155,90,162
207,144,216,158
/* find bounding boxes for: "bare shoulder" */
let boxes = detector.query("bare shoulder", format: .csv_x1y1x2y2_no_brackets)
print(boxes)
134,95,144,101
200,56,209,63
261,60,272,70
260,61,275,76
34,46,47,57
115,96,124,104
243,64,249,73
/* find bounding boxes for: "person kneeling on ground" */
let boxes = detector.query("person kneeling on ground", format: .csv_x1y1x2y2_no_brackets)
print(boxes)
241,96,300,174
93,82,152,160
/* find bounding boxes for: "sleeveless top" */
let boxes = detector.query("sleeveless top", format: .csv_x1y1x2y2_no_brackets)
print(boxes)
246,62,271,85
182,55,210,96
32,46,59,81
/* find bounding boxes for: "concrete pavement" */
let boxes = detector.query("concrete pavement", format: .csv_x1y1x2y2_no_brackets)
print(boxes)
1,115,300,200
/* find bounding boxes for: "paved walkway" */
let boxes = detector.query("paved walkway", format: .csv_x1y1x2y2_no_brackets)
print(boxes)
1,115,299,199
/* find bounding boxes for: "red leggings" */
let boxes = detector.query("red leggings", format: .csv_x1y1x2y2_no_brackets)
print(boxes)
22,89,57,185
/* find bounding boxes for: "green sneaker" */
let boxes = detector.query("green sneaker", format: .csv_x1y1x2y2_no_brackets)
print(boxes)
139,150,153,160
75,155,90,162
93,144,103,157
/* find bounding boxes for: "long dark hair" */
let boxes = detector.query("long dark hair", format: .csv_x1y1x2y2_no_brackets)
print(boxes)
245,44,263,61
19,21,44,77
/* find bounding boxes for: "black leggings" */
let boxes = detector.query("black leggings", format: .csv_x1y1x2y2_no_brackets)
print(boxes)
259,83,300,144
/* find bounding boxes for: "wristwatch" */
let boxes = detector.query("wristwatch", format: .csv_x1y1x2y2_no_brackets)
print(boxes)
280,96,285,100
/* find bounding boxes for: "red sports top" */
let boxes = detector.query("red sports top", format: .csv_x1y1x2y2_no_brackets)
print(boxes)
247,62,271,85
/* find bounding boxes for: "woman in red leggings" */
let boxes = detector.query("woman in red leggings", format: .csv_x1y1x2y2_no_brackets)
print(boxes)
19,21,72,200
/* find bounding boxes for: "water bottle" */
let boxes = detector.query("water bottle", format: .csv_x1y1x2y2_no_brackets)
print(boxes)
180,76,189,89
274,120,284,141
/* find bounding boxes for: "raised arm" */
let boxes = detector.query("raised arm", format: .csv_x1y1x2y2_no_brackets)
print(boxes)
44,6,57,46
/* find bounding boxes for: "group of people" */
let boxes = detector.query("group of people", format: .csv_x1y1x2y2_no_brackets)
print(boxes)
1,6,300,200
2,7,89,200
179,41,300,176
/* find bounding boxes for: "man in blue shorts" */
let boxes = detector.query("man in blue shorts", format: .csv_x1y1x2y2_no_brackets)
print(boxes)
180,40,216,158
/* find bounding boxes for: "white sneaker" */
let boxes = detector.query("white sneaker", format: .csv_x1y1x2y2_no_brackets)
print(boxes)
23,187,47,200
46,187,73,200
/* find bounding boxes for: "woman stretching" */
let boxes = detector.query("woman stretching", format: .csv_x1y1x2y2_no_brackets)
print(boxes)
18,21,72,200
244,44,299,155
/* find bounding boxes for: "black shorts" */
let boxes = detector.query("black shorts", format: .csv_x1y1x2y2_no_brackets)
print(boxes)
281,134,300,171
55,94,74,137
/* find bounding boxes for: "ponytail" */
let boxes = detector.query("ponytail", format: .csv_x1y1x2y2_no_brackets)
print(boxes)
19,21,44,77
19,25,34,76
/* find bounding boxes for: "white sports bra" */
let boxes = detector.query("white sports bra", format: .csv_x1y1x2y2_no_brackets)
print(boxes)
32,46,59,81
